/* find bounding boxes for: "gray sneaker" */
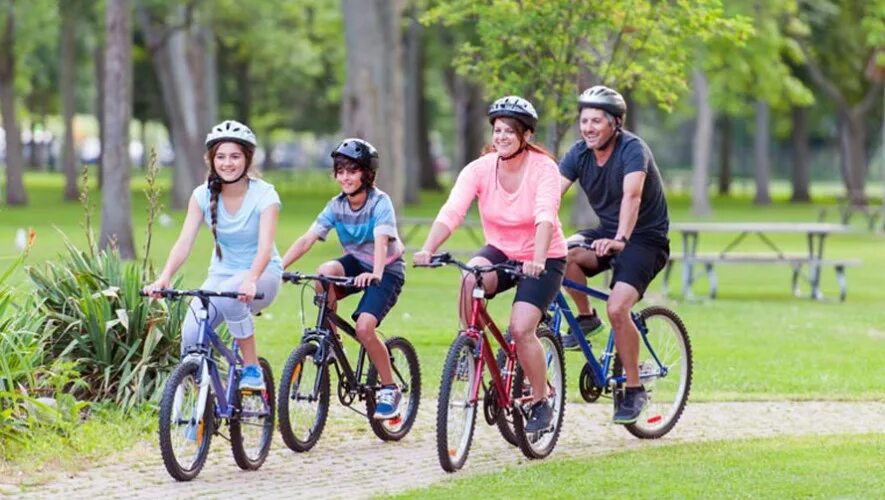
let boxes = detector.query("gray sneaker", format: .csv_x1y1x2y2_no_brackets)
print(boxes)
562,314,605,350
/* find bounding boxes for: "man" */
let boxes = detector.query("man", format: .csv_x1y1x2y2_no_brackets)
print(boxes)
559,85,670,424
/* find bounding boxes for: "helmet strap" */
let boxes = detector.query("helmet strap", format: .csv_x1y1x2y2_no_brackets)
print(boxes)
593,128,620,153
498,144,525,161
210,169,248,186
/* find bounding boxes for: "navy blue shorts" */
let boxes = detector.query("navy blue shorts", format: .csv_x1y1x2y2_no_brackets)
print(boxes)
335,254,404,326
572,229,670,298
474,245,565,313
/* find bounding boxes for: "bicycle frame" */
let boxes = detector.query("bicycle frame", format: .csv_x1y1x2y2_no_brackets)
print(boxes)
550,278,669,388
463,289,520,411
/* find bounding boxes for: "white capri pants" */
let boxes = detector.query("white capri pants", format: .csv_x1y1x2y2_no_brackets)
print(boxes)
180,270,281,355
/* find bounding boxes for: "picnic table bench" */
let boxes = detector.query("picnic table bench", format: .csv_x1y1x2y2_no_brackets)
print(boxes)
397,216,483,255
817,197,883,231
662,222,860,301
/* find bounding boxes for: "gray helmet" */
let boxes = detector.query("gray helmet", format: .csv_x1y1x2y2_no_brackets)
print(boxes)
578,86,627,118
488,95,538,132
205,120,257,150
331,138,379,171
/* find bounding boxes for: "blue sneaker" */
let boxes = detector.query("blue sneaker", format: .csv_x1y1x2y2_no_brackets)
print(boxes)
238,364,266,391
562,313,604,350
613,386,648,424
373,385,402,420
184,420,198,442
524,398,553,432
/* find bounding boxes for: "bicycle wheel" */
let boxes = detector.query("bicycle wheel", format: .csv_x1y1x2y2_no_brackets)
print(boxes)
158,359,215,481
511,325,566,460
366,336,422,441
277,343,330,452
624,306,692,439
493,341,518,447
436,335,479,473
230,357,276,470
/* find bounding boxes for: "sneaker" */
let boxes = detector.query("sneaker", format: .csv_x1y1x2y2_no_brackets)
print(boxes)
524,399,553,432
184,420,198,442
373,385,402,420
238,364,266,392
562,313,604,350
613,385,648,424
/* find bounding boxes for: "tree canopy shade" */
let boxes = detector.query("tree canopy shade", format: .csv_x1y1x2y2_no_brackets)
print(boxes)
424,0,752,155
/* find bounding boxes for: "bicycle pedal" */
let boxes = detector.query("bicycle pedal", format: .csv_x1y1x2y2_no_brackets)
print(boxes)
239,388,262,395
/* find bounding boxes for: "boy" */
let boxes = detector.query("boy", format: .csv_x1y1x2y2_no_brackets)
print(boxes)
281,138,406,419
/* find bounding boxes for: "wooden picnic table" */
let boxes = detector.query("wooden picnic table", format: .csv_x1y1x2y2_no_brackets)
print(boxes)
397,216,484,254
663,222,860,301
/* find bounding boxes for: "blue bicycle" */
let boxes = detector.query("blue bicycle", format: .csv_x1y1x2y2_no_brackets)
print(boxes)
547,249,692,439
144,288,275,481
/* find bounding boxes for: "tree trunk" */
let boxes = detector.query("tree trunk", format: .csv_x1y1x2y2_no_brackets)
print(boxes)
100,0,135,259
0,6,26,205
403,2,437,202
136,5,211,209
60,1,79,200
93,40,104,187
450,76,485,172
624,90,638,133
718,115,732,196
790,106,811,202
690,69,712,216
341,0,406,208
753,100,771,205
838,109,869,206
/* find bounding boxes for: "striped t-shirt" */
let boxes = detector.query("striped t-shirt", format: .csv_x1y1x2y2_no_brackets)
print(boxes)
309,188,405,278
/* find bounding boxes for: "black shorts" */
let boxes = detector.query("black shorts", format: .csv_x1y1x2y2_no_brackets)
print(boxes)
335,254,404,326
571,229,669,298
474,245,565,312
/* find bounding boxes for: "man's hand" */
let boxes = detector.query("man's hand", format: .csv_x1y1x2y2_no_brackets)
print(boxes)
354,272,380,288
590,238,626,257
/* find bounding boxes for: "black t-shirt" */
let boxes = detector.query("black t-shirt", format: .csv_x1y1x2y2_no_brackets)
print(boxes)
559,131,669,245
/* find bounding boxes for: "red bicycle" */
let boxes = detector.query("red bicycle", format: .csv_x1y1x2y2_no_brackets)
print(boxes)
418,252,566,472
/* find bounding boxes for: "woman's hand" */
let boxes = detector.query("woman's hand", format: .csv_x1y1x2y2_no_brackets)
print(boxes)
354,272,380,288
412,250,431,266
143,277,171,298
523,260,545,278
238,278,257,303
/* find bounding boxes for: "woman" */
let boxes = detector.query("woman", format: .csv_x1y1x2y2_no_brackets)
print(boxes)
413,96,567,432
144,120,282,391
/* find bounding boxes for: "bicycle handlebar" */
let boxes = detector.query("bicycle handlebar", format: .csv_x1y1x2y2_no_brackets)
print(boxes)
415,251,539,279
281,271,377,287
139,289,265,300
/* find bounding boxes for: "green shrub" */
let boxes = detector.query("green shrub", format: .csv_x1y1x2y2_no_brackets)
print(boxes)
25,239,186,412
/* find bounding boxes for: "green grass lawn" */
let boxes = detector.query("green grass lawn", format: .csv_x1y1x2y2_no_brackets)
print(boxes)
1,171,883,475
393,433,885,498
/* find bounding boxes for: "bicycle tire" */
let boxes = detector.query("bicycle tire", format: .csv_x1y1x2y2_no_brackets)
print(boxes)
436,335,479,472
366,336,422,441
277,343,330,452
230,357,276,469
511,325,566,460
624,306,692,439
158,359,215,481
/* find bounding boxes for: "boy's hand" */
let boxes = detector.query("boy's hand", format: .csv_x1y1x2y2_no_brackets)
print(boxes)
354,272,380,288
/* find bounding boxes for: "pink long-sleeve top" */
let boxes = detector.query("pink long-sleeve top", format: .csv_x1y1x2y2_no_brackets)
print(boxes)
435,150,568,261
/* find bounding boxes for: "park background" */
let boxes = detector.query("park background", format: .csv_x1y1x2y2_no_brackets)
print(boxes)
0,0,882,497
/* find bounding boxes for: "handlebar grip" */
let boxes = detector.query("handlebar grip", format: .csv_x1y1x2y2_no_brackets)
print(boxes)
254,293,265,300
138,290,148,297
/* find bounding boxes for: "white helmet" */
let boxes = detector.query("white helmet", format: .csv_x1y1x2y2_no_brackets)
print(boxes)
205,120,257,150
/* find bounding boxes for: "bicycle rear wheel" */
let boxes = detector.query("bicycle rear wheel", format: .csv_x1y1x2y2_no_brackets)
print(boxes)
625,306,692,439
230,357,275,469
278,343,330,452
158,359,215,481
436,335,478,472
366,336,422,441
511,325,566,460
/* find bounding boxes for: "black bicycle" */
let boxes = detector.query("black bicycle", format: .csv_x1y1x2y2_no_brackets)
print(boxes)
277,271,421,451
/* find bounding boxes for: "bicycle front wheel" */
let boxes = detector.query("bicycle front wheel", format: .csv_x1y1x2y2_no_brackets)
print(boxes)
366,336,422,441
158,359,215,481
278,343,330,452
625,306,693,439
230,357,275,470
512,325,566,460
436,335,479,473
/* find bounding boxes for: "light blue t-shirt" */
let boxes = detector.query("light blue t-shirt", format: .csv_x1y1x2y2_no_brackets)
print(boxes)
193,178,283,276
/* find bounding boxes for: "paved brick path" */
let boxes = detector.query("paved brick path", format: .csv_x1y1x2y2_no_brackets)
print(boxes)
9,400,884,499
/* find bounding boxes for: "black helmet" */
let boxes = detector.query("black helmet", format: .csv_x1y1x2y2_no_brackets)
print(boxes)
577,86,627,118
488,95,539,132
331,138,379,171
205,120,257,150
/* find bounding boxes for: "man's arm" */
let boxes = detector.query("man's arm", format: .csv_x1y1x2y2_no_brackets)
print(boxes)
615,171,646,241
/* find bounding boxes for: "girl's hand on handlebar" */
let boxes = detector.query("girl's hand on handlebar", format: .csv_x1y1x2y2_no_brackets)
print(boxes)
238,279,257,303
412,250,431,266
522,260,545,278
354,272,380,288
143,278,170,298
